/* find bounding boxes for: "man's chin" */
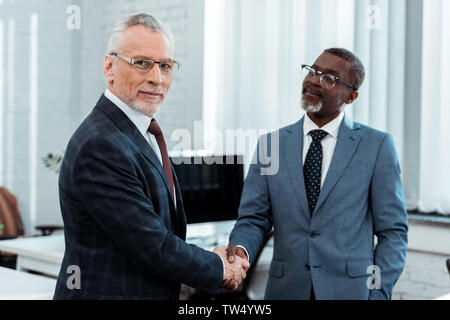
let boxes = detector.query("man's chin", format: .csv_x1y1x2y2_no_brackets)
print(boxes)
130,100,160,117
301,98,323,113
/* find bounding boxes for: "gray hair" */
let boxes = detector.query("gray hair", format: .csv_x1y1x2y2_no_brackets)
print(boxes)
106,13,174,54
324,48,365,90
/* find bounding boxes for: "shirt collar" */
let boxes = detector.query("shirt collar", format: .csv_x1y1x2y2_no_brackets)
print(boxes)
303,111,345,138
104,89,153,136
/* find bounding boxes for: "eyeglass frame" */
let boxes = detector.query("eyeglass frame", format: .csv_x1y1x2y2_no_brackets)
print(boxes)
110,52,181,75
301,64,356,90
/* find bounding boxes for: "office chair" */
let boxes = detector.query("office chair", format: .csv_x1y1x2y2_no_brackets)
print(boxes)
0,187,63,239
0,187,24,241
192,229,274,300
0,187,63,268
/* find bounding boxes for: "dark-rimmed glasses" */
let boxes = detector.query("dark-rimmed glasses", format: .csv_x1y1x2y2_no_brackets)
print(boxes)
302,64,356,90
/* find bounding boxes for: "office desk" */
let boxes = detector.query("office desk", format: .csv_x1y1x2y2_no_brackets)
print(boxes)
0,220,272,299
0,234,64,277
0,266,56,300
0,222,238,278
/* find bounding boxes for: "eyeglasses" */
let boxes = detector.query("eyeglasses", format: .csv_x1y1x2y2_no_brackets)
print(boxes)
110,52,181,76
301,64,355,90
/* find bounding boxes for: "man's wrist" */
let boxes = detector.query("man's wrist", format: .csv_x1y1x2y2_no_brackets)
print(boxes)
217,254,226,278
235,245,250,261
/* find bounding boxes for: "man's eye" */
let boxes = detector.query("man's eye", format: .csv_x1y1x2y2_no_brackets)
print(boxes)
160,62,173,71
324,74,336,82
134,60,150,68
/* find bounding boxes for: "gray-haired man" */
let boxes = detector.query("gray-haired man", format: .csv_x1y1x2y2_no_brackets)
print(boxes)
54,13,248,300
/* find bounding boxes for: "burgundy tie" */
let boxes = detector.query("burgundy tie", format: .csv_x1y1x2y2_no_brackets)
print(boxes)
148,119,174,196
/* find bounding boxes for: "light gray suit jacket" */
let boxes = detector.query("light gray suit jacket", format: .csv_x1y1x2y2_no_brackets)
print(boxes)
229,114,408,300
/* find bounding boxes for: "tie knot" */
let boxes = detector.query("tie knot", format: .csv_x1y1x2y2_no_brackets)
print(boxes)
148,119,162,136
309,129,328,142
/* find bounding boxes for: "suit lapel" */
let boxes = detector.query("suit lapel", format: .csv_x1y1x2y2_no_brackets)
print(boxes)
313,114,361,214
95,95,177,207
284,117,311,223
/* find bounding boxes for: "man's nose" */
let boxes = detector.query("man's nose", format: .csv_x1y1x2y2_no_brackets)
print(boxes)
146,64,163,84
309,73,322,86
303,77,321,91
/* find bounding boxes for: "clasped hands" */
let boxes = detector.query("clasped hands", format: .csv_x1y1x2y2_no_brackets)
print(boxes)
213,245,250,290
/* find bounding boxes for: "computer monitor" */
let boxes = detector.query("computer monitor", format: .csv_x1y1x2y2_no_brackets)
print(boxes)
171,155,244,224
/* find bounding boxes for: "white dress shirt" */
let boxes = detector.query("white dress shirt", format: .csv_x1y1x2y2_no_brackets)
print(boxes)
303,112,344,187
104,89,162,163
104,89,176,205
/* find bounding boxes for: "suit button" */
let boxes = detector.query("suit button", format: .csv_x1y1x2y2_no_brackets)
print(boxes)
311,231,321,238
305,264,311,270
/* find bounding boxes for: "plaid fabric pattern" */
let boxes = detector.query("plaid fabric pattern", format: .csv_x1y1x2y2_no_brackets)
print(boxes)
54,95,223,300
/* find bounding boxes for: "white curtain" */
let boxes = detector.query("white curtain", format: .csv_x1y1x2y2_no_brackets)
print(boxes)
203,0,450,215
418,0,450,214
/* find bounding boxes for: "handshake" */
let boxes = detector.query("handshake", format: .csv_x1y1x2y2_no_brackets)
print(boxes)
213,245,250,290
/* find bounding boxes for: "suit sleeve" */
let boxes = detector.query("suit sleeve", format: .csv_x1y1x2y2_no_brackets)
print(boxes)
228,135,274,264
72,136,223,294
369,133,408,300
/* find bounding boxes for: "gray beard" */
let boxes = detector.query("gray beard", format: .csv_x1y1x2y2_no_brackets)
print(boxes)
301,96,323,113
114,85,158,117
128,99,157,118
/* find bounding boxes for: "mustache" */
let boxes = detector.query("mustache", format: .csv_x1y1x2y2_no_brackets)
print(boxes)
302,85,323,98
139,88,164,94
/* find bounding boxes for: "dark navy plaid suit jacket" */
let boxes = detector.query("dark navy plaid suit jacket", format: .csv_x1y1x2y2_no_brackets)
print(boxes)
53,94,223,300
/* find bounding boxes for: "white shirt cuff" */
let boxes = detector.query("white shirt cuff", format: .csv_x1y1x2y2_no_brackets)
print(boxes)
236,245,250,262
217,255,226,278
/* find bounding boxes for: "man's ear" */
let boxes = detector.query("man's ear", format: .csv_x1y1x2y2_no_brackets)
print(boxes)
346,90,359,104
103,55,114,83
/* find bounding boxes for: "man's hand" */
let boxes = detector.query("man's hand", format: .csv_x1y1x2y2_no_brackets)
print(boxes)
225,245,250,290
226,245,248,263
213,246,250,290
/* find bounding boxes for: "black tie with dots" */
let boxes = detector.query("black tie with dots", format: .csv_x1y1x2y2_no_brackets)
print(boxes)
304,129,328,216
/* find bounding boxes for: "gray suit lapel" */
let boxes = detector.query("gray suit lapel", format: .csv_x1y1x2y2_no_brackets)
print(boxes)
313,114,361,214
284,117,311,223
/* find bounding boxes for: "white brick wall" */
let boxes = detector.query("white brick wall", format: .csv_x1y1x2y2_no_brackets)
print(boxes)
0,0,75,232
392,219,450,300
0,0,204,233
393,250,449,300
